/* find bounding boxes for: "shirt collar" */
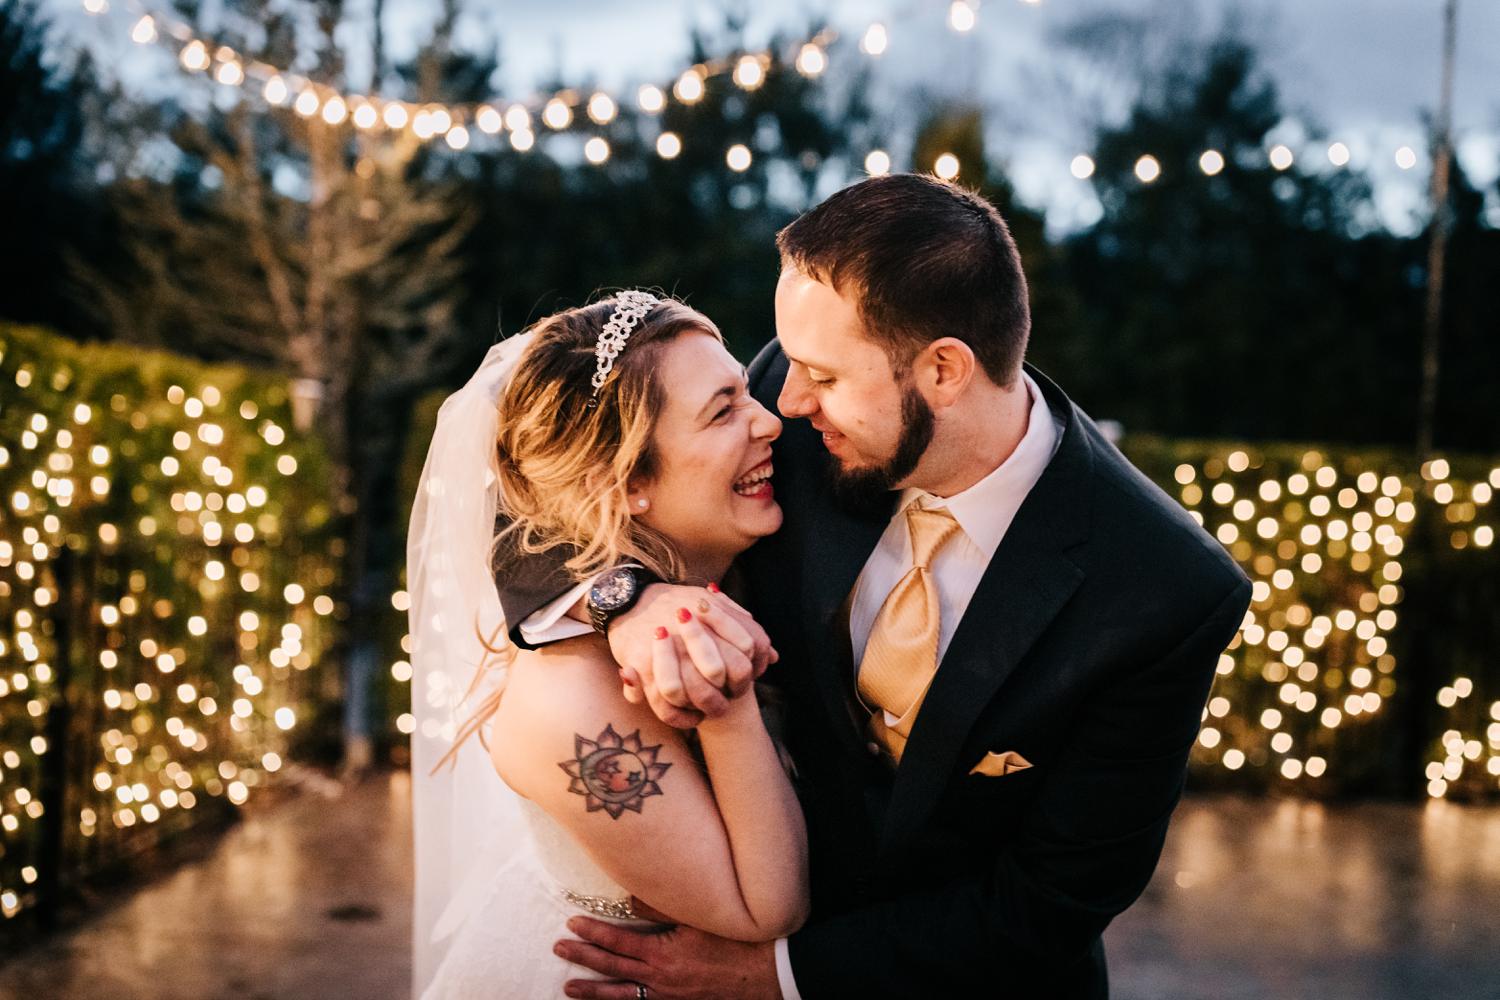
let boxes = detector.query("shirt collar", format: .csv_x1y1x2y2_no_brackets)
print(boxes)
898,371,1059,562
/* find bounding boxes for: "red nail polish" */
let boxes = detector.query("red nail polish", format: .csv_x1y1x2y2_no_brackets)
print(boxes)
676,607,692,623
654,626,668,640
707,581,721,594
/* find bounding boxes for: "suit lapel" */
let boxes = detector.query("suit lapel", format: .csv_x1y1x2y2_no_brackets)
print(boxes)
798,476,892,756
881,365,1096,853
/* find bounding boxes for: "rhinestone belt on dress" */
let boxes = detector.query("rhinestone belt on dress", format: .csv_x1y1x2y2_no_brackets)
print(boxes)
561,889,636,920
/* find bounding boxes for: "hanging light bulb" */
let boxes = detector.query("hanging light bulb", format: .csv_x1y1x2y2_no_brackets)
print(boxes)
504,105,532,132
180,40,209,72
476,105,504,134
726,144,752,171
382,103,409,130
584,137,611,164
949,2,977,33
934,153,960,179
796,44,827,77
215,60,244,86
1070,155,1095,179
352,103,379,129
656,132,682,159
543,98,572,129
637,85,666,113
861,23,888,56
587,92,617,125
445,125,470,150
321,96,348,125
1199,149,1225,175
1134,154,1161,182
294,89,320,118
263,75,289,105
864,150,891,176
131,16,156,44
674,68,706,104
733,55,765,90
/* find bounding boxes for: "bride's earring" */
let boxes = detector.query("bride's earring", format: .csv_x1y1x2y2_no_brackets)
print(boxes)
636,498,649,510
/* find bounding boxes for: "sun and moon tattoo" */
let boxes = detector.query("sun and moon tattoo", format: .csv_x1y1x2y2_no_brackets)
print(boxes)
560,724,672,819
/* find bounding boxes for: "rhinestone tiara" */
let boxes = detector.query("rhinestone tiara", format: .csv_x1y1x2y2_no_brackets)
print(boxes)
590,290,660,399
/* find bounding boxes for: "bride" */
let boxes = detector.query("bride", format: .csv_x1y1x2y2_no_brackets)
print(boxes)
408,291,807,998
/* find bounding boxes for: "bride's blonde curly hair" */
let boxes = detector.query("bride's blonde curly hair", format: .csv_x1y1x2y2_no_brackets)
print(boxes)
494,293,723,585
434,292,724,770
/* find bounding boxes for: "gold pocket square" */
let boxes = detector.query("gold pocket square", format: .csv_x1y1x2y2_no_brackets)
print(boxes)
969,750,1033,777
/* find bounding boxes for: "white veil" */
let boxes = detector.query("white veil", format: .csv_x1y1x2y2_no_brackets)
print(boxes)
407,333,535,997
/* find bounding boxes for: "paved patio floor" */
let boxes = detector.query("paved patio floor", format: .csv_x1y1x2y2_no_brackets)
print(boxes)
3,770,1499,999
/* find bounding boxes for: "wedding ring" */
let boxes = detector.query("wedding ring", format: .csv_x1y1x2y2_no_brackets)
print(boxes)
635,985,649,1000
696,598,711,615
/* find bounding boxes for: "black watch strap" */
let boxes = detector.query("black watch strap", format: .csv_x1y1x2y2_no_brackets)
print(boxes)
586,565,660,634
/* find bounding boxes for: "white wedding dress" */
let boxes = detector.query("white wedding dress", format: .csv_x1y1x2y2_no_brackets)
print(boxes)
420,796,659,999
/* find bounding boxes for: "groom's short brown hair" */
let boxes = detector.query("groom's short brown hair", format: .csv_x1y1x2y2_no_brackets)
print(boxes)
775,172,1030,387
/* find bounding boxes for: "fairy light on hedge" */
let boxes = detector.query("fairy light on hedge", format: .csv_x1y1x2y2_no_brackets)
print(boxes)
1163,444,1497,793
0,324,338,921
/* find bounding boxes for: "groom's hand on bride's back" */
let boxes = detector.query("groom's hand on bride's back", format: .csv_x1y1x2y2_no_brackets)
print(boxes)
608,583,776,728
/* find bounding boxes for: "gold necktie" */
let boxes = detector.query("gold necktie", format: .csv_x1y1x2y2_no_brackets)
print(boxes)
858,504,961,762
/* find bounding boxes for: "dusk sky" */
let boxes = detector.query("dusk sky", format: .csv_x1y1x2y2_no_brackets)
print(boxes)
51,0,1500,234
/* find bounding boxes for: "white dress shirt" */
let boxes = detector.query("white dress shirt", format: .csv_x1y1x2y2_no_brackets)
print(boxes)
522,375,1063,999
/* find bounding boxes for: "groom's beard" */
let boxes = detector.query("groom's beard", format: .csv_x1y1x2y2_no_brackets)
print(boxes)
828,380,935,508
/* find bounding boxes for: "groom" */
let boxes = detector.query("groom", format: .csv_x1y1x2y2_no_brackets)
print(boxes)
501,173,1252,998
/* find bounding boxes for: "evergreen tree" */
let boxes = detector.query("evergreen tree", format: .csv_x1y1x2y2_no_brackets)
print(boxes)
0,0,105,335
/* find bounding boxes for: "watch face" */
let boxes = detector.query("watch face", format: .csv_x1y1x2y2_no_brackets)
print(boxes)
589,568,639,613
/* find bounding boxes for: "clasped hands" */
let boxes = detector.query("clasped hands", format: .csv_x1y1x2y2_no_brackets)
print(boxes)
606,582,777,727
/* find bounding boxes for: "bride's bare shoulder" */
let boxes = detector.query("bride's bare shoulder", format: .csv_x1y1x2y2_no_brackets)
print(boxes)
488,636,647,782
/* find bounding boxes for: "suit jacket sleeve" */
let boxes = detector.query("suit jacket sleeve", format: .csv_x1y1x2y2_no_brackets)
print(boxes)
786,579,1252,997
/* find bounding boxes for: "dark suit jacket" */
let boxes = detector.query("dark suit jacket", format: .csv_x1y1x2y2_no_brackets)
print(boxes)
495,343,1252,999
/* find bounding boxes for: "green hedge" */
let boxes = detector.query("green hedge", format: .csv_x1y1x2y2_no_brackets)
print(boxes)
1123,435,1498,799
0,324,341,931
389,395,1499,799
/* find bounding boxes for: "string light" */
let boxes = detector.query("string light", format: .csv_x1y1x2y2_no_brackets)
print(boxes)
1069,154,1095,179
584,137,611,164
934,152,960,180
637,84,666,114
95,1,1453,181
475,104,502,134
796,44,827,77
1134,154,1161,182
949,1,977,33
726,143,753,172
320,95,348,126
732,55,765,91
586,92,617,125
655,132,682,159
129,15,155,44
673,68,706,104
864,149,892,176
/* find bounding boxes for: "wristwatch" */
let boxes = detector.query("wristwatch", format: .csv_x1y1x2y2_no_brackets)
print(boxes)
586,565,660,634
